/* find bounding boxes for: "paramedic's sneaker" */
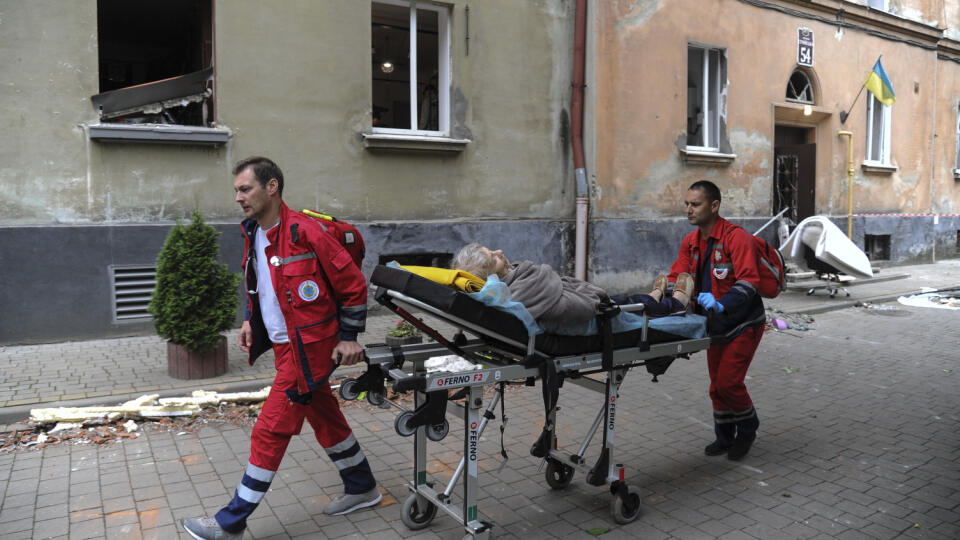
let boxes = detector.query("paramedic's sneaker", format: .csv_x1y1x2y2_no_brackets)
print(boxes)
649,274,668,302
181,517,243,540
672,273,695,308
704,441,730,456
323,487,382,515
727,433,756,461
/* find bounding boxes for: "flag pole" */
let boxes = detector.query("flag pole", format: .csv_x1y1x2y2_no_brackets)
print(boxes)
840,55,883,124
839,84,865,124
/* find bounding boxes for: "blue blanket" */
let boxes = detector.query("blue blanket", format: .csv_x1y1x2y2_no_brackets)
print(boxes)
468,276,707,340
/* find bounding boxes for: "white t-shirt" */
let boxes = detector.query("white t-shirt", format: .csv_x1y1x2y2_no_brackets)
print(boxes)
255,224,289,343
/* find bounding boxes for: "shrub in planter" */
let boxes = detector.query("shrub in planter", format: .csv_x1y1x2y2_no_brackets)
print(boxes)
385,319,423,347
148,211,241,378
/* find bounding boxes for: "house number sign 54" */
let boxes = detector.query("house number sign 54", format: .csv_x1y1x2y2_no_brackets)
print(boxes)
798,27,813,67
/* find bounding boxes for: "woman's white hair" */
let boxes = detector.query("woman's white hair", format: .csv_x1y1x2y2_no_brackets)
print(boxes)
452,242,497,279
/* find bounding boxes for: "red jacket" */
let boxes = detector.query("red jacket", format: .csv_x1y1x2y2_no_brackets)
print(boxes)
241,202,367,395
669,216,764,336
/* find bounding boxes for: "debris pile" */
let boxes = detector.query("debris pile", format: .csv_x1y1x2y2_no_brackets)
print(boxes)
1,387,271,453
766,308,814,332
897,292,960,310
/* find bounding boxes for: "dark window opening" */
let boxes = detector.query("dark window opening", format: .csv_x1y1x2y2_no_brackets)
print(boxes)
372,2,440,131
378,252,452,269
955,231,960,255
864,234,891,261
93,0,214,126
785,69,814,103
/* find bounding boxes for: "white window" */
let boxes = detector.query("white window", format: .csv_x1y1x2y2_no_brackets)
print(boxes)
867,0,887,11
865,94,891,164
371,1,450,135
955,105,960,171
687,44,726,151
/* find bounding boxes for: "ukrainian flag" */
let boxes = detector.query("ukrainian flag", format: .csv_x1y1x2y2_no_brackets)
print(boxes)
864,57,895,106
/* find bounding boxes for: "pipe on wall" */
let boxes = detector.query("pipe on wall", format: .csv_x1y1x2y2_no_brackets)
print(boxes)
571,0,588,280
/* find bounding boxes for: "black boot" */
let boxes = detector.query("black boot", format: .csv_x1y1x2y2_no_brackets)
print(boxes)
704,419,735,456
727,408,759,461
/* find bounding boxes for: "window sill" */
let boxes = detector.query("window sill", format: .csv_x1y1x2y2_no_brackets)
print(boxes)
679,148,736,164
362,133,470,153
861,162,897,174
88,123,230,145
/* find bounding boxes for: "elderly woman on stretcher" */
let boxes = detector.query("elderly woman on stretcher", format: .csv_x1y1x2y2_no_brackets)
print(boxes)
451,243,701,337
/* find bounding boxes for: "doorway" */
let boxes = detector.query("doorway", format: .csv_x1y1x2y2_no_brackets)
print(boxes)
773,125,816,225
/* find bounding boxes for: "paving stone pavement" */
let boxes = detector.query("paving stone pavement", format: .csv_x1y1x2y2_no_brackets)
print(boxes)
1,260,959,538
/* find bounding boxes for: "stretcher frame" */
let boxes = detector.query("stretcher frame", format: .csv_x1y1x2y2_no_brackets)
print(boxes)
342,268,712,538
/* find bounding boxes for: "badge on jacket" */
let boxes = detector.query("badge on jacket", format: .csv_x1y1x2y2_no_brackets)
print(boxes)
298,280,320,302
713,267,729,280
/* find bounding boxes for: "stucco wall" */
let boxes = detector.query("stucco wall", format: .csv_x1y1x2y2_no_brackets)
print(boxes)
590,0,946,221
0,0,575,225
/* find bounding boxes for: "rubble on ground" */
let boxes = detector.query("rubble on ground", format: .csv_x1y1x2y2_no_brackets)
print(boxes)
765,308,814,332
0,387,271,453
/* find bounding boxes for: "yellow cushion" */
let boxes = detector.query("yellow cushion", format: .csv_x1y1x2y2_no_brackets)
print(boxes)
400,265,485,293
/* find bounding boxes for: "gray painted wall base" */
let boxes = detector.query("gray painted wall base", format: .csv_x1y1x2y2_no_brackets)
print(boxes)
4,216,953,344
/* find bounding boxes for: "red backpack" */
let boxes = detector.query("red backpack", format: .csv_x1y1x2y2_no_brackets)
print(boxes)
302,209,366,268
729,226,786,298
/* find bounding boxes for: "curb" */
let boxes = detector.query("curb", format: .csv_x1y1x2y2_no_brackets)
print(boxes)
0,364,367,427
791,284,960,315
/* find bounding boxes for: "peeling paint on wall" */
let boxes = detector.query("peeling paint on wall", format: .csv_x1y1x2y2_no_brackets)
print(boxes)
615,0,663,33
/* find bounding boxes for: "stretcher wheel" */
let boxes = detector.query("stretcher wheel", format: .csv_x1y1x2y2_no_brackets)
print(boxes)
339,379,360,401
395,411,417,437
401,493,437,530
425,420,449,442
610,485,642,524
366,391,385,407
544,460,575,489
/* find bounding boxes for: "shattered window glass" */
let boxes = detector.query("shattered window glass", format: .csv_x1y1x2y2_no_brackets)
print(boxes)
92,0,214,126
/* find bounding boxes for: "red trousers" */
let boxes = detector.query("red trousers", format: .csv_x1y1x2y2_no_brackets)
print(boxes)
249,340,355,470
706,326,763,413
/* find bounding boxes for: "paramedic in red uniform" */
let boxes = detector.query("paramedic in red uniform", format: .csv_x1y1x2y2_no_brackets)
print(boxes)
668,180,765,461
183,157,380,540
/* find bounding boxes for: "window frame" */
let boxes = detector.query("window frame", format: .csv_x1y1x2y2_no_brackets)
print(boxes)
955,104,960,172
864,93,892,165
370,0,451,138
867,0,888,11
686,43,725,153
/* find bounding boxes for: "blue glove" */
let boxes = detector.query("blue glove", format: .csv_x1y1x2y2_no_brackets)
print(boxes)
697,292,724,312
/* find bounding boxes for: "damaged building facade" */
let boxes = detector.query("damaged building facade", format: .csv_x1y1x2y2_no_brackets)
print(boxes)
1,0,576,343
585,0,960,291
4,0,960,344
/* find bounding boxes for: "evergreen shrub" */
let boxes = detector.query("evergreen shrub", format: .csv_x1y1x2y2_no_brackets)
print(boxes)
149,211,241,353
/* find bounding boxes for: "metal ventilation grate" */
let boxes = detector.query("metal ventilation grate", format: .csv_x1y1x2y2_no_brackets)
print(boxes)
110,265,157,323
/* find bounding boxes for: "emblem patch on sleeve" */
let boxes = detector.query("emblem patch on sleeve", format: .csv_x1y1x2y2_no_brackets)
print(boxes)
298,280,320,302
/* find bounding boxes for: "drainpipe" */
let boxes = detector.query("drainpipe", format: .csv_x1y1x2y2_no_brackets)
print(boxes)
838,130,854,238
572,0,588,280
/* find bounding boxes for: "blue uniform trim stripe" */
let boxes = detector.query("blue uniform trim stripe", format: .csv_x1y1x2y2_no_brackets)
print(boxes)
328,442,362,463
241,475,271,495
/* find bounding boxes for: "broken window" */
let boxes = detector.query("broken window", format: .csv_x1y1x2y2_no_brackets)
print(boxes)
371,1,449,134
865,93,891,164
687,44,725,150
92,0,214,127
786,69,814,104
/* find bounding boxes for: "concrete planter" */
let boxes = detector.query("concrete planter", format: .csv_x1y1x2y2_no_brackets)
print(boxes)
167,336,228,379
384,335,423,347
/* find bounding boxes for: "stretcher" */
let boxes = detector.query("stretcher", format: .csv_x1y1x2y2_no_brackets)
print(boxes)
340,265,713,538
